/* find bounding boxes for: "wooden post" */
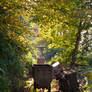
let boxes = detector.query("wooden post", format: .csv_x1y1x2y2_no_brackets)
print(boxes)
65,72,80,92
59,71,80,92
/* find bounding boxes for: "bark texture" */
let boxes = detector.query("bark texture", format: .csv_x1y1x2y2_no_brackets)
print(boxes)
70,21,82,68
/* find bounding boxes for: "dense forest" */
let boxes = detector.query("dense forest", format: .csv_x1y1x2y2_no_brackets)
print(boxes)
0,0,92,92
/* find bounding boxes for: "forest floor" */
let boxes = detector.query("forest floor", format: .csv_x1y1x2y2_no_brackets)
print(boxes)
25,78,59,92
25,78,92,92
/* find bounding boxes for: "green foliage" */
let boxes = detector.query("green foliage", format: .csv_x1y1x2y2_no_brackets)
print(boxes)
0,0,35,91
86,54,92,66
76,54,92,67
44,47,65,61
30,0,92,67
0,0,92,91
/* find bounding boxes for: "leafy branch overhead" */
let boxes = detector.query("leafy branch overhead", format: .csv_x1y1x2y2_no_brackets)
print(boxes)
30,0,92,65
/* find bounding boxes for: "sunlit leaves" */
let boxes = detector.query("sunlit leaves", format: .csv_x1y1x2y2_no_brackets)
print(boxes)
0,0,34,91
29,0,92,67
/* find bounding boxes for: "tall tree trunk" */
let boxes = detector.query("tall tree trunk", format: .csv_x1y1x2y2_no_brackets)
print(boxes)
70,21,82,68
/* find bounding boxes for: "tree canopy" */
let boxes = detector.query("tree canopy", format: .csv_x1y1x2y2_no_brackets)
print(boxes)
29,0,92,66
0,0,35,91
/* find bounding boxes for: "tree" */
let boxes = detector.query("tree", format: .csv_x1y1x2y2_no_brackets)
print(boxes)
29,0,92,68
0,0,35,91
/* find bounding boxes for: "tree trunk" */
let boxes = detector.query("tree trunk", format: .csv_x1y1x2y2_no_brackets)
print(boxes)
59,72,80,92
70,21,82,68
65,72,80,92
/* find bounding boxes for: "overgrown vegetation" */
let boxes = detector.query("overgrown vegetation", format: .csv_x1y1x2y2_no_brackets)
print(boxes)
0,0,36,91
0,0,92,92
